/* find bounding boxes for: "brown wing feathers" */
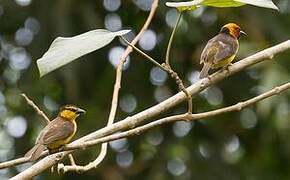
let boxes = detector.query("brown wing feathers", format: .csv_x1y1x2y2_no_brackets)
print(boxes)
25,118,75,161
199,32,238,78
41,118,74,145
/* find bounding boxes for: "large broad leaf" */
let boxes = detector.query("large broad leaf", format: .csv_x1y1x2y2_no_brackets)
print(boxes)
166,0,278,11
37,29,130,77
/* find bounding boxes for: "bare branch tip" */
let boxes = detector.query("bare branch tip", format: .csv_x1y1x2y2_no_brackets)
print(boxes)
21,93,50,123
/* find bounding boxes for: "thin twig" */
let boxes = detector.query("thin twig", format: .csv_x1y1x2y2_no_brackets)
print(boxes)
120,36,193,114
165,12,182,67
163,11,192,114
7,40,290,179
58,144,108,173
56,0,159,174
56,154,77,174
164,65,193,113
21,93,50,123
120,36,166,71
68,154,76,166
60,82,289,150
121,11,192,113
0,157,30,169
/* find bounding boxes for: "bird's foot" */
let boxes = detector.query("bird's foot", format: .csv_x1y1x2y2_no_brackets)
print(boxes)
58,145,65,152
222,63,233,72
48,145,66,155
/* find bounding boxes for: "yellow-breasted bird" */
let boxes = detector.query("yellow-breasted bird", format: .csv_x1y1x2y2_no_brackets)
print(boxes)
25,105,85,161
199,23,246,79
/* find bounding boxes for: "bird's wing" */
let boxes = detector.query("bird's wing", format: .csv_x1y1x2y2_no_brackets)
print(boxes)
200,38,214,64
37,118,75,145
213,35,238,64
200,34,238,65
200,37,221,64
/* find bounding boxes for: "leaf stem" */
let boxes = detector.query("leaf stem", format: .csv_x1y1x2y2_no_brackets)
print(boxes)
120,36,167,71
165,12,182,67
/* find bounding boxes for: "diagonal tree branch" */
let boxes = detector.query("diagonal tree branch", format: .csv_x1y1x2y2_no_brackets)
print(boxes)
7,39,290,179
0,157,30,169
56,0,159,173
61,82,290,150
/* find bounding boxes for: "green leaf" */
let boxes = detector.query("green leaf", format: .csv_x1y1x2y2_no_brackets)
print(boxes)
235,0,278,10
166,0,201,11
202,0,244,7
166,0,278,11
37,29,130,77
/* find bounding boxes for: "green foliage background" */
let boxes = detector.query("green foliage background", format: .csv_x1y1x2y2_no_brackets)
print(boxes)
0,0,289,179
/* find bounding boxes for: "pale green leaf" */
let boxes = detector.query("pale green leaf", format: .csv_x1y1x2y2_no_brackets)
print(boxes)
37,29,130,77
202,0,244,7
166,0,278,11
235,0,278,10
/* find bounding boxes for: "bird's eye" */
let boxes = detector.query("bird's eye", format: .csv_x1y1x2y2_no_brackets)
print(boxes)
71,108,77,112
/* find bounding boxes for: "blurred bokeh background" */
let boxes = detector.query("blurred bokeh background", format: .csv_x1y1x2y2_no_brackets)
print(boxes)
0,0,289,179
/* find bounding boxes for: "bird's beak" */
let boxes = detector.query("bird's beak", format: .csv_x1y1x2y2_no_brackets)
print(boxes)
240,30,247,36
76,108,86,114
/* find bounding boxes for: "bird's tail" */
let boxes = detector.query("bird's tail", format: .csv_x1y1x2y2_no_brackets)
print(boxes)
25,144,46,161
199,63,211,79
